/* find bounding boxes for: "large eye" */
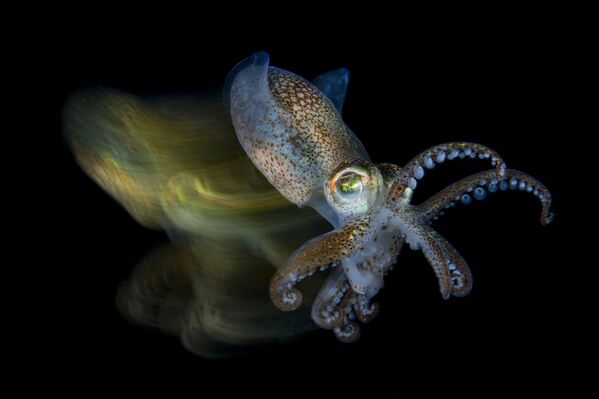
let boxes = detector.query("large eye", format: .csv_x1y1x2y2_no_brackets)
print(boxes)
336,171,364,198
325,160,383,222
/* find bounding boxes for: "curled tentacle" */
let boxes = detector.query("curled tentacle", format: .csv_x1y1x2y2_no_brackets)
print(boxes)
312,278,361,341
353,294,380,323
416,169,554,226
311,271,379,332
334,316,361,343
311,267,350,329
270,218,370,311
312,232,403,329
399,142,507,192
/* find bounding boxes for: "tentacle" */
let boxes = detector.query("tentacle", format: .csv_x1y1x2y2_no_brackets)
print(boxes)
314,232,403,331
392,215,470,299
419,231,452,299
334,316,361,343
399,142,507,192
428,230,473,297
381,234,406,276
311,267,351,329
351,233,404,321
311,269,380,331
414,224,471,299
314,283,362,341
353,294,380,323
337,289,358,320
270,218,370,311
416,169,554,226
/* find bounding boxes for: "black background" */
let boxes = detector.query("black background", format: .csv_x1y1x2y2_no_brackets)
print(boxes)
35,11,581,393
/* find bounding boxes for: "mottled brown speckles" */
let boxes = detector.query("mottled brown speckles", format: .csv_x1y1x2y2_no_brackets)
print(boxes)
270,217,373,311
262,68,360,205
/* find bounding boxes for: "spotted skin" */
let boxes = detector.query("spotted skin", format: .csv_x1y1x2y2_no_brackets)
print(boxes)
228,53,363,206
269,217,372,311
228,52,554,342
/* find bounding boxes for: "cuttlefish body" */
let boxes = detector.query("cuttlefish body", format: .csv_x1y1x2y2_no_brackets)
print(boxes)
227,52,553,342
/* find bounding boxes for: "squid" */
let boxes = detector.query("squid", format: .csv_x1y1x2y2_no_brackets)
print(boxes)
227,52,553,342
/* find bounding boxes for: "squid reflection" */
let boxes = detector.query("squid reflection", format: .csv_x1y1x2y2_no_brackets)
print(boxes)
65,52,553,354
64,91,330,357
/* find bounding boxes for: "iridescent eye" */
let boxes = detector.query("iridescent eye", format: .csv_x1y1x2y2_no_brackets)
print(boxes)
325,160,383,223
336,172,363,197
